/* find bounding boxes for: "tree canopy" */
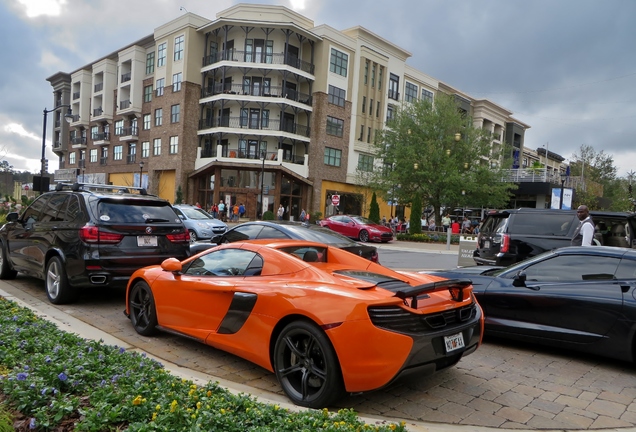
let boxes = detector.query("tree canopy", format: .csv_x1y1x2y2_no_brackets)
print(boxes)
370,93,516,224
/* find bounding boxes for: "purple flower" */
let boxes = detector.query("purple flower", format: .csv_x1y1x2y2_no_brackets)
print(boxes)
58,372,68,381
119,347,126,354
29,383,35,389
53,388,58,395
41,387,48,395
141,352,147,358
24,365,29,371
111,374,120,383
53,345,61,353
98,354,104,361
87,347,93,354
17,372,28,381
45,356,51,363
29,418,36,429
15,328,21,333
100,380,106,387
12,316,18,321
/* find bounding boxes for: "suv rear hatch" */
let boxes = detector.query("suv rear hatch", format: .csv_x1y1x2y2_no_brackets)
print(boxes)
475,212,511,264
85,199,189,282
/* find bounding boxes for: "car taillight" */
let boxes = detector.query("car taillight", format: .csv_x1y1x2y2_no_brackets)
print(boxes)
371,250,379,263
167,230,190,243
79,225,124,244
500,233,510,253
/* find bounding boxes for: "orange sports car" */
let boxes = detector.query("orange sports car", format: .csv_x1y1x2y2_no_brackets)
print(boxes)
125,240,483,408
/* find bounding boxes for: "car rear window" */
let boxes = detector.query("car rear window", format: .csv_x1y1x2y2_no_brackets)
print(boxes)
511,213,574,235
97,201,179,223
480,216,508,234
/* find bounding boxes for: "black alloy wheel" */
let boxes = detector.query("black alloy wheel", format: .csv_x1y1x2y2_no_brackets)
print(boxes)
273,321,343,408
45,256,78,304
358,230,369,242
129,281,158,336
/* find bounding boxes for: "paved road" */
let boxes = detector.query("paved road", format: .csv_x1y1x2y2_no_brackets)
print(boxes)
3,243,636,430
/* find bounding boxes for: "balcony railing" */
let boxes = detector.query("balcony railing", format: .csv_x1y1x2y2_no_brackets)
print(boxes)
59,161,65,169
71,137,86,145
78,159,86,168
72,92,80,100
201,83,312,106
94,83,103,92
202,50,315,74
70,114,81,122
119,100,131,109
93,108,103,116
121,72,131,83
119,126,138,137
53,141,62,149
126,154,137,164
198,116,310,137
92,132,110,141
54,120,61,128
100,157,108,165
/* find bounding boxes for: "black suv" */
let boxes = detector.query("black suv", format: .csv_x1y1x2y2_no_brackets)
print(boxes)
0,183,190,304
474,208,636,266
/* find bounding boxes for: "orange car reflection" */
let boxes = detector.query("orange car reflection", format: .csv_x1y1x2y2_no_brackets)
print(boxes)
125,239,483,408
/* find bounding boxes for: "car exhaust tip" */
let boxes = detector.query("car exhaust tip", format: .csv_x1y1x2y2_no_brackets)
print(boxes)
90,275,108,284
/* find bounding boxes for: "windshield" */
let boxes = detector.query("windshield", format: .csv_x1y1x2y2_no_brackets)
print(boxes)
352,216,374,225
180,207,214,220
284,225,357,246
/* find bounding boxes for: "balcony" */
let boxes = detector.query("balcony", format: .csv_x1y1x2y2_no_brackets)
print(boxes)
92,132,110,145
100,157,108,165
94,83,103,92
202,50,315,75
116,127,138,142
53,141,62,150
126,154,137,164
93,108,103,116
71,137,87,148
78,159,86,169
119,100,131,110
73,91,80,100
198,116,310,138
196,145,308,178
201,83,312,107
121,72,131,83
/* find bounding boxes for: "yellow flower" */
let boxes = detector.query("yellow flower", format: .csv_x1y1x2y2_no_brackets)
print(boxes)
191,414,196,419
196,402,202,410
274,405,279,411
156,405,161,411
170,400,178,413
207,390,212,397
151,412,157,421
400,421,406,427
390,425,396,431
190,384,197,390
132,395,143,406
220,409,225,415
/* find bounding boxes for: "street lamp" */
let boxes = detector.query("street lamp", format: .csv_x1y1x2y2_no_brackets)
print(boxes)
139,160,144,188
260,150,266,219
559,171,568,210
41,105,73,189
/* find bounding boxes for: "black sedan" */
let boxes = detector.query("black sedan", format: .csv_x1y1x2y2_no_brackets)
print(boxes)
423,246,636,362
191,221,379,262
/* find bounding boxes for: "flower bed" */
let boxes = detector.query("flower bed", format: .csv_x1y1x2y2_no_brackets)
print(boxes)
396,233,461,244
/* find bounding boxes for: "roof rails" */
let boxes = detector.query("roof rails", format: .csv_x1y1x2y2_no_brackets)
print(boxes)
55,182,148,195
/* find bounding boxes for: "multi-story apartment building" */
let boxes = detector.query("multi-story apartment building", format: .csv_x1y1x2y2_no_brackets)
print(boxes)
47,3,529,221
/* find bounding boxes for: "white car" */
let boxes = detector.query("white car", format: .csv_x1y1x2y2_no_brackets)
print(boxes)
172,204,228,243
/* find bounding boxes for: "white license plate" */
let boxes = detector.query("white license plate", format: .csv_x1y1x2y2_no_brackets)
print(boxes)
137,236,158,247
484,240,490,249
444,332,465,353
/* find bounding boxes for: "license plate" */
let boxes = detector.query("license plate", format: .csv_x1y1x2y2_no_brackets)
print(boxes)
444,332,465,353
137,236,158,247
484,240,490,249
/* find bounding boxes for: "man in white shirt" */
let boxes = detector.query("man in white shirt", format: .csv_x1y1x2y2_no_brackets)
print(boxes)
571,205,594,246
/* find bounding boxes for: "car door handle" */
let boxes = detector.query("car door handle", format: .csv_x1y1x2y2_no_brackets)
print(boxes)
526,285,541,291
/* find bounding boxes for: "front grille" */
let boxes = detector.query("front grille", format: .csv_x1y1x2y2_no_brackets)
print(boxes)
368,303,476,334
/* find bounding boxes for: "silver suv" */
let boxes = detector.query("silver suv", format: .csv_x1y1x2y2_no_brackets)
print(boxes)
172,204,228,243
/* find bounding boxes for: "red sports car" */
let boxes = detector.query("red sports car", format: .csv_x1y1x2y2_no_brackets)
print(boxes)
319,215,394,242
125,239,483,408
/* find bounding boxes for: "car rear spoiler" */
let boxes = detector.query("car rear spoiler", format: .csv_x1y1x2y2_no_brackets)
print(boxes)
394,279,472,308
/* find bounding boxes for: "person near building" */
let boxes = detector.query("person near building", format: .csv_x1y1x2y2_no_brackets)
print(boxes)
209,203,218,219
300,208,306,223
238,203,245,218
461,217,472,234
218,200,226,222
571,205,595,246
195,202,202,208
232,204,239,222
442,213,451,232
277,204,284,220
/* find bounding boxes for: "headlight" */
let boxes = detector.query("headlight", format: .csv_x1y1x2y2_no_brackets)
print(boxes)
196,222,208,229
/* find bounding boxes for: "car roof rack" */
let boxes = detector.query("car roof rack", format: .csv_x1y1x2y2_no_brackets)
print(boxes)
55,182,148,195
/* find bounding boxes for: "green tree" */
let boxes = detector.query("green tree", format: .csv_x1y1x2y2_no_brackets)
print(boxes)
409,194,422,234
368,192,380,224
371,93,516,225
175,186,183,204
569,144,623,210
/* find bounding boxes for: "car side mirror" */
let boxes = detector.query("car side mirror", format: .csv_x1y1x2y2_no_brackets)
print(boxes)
161,258,182,273
512,270,527,287
6,212,19,222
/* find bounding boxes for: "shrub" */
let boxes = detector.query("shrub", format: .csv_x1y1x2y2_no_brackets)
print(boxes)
262,210,275,220
368,192,380,224
397,232,460,244
311,211,322,222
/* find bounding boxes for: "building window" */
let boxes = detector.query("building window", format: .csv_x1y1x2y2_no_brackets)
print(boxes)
386,104,395,123
141,141,150,158
367,127,371,143
169,136,179,154
144,85,153,103
364,60,369,84
388,73,399,100
327,85,345,107
146,51,155,74
114,120,124,136
362,96,366,114
376,101,381,118
405,82,418,103
324,147,342,167
143,114,151,130
174,35,184,61
69,152,76,164
329,48,348,77
156,78,164,96
326,116,344,137
378,66,383,90
171,104,180,123
172,72,182,92
155,108,163,126
153,138,161,156
358,154,374,172
359,125,364,141
101,147,108,161
90,125,98,139
421,89,434,103
371,63,376,87
369,99,374,116
157,42,166,67
90,149,97,163
113,145,123,161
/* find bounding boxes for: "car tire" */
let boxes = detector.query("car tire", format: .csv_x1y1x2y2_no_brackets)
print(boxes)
0,242,17,280
45,256,78,304
358,230,369,242
188,230,197,243
273,320,344,408
129,280,158,336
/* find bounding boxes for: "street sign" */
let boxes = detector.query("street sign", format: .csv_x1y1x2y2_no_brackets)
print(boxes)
331,194,340,206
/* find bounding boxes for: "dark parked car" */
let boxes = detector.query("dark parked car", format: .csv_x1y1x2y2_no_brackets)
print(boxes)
424,246,636,362
193,221,379,262
474,208,636,266
319,215,393,243
0,183,190,304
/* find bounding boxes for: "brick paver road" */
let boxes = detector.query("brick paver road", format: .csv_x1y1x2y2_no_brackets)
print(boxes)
3,270,636,430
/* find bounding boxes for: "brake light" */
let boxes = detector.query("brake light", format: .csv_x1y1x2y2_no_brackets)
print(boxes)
167,230,190,243
371,251,379,263
500,233,510,253
79,225,124,244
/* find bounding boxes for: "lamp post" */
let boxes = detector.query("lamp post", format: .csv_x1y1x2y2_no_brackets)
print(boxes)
138,160,144,188
41,105,73,189
260,150,266,219
559,171,568,210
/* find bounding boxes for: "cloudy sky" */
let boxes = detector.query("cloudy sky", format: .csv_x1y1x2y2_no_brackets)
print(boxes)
1,0,635,177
